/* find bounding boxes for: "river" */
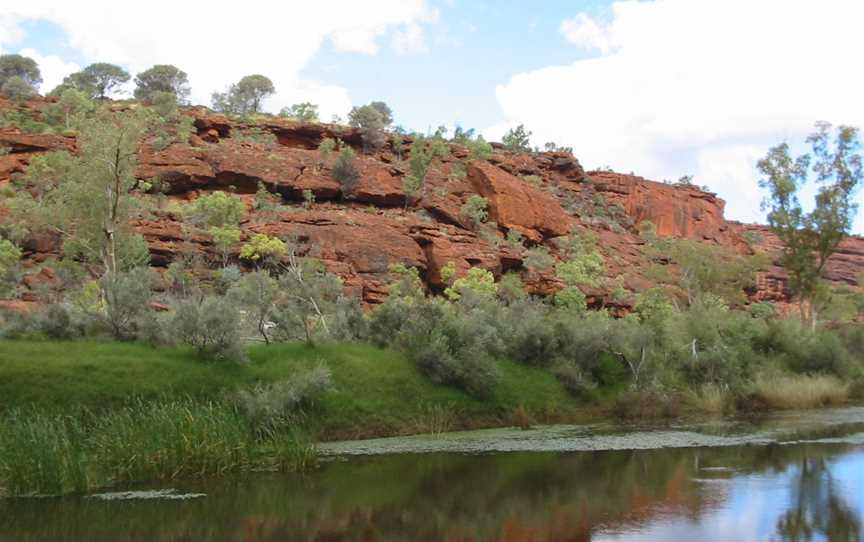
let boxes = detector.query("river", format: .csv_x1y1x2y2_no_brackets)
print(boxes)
2,407,863,541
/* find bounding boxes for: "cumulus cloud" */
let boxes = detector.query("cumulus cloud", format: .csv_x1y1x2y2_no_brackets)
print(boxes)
0,0,434,118
493,0,864,231
559,13,612,53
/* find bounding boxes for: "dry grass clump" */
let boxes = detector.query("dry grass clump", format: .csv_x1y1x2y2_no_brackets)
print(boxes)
611,389,680,420
685,383,730,414
753,374,849,410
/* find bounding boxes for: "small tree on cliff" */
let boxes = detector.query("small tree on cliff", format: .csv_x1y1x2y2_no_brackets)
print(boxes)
61,63,131,100
502,124,532,152
134,64,191,103
758,121,863,326
211,74,275,115
0,54,42,92
348,102,392,152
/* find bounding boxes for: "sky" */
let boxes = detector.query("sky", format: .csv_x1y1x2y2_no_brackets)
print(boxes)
1,0,863,233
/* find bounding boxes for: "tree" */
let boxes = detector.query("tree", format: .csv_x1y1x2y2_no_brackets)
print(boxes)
44,89,94,130
348,103,389,151
0,76,35,101
209,225,242,266
369,101,393,126
758,122,862,325
211,74,275,115
134,64,190,103
502,124,532,152
279,102,319,122
77,63,131,100
272,243,343,345
230,270,280,344
0,54,41,91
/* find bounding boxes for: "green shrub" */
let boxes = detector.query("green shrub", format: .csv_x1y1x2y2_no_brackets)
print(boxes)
234,364,333,432
170,296,246,362
332,146,360,196
460,195,488,228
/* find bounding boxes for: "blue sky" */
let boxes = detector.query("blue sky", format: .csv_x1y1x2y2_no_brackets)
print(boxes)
1,0,862,232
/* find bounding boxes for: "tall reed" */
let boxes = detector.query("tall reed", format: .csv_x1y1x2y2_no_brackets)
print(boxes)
0,410,89,496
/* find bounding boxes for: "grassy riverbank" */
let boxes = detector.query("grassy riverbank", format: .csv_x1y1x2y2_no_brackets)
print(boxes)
0,339,586,439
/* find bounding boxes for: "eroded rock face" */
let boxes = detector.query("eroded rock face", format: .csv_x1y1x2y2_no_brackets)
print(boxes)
1,98,861,310
589,171,732,242
467,161,574,242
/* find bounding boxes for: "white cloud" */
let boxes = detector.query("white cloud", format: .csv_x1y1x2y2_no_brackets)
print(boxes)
392,22,427,54
559,13,612,53
0,0,435,117
492,0,864,231
16,48,79,93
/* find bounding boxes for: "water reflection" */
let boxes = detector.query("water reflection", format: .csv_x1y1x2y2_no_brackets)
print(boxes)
1,443,862,541
775,457,861,542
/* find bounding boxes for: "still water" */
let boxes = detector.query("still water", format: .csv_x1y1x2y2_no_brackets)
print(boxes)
2,409,864,541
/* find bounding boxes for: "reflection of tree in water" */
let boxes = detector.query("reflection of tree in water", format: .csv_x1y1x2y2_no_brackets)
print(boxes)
775,457,861,542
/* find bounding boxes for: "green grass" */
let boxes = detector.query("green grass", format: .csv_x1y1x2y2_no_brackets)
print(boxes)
0,340,582,439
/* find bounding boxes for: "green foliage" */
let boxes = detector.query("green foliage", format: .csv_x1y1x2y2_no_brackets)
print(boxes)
134,64,190,103
211,74,275,115
230,270,281,344
0,54,42,91
271,251,344,345
317,137,336,163
60,63,130,100
44,89,94,129
332,146,360,196
233,364,333,430
523,246,554,273
170,295,246,361
553,230,606,287
758,121,863,323
635,287,675,323
444,267,498,302
502,124,532,152
0,76,36,101
460,195,488,228
190,191,245,227
522,174,542,187
240,234,287,267
554,286,587,312
348,103,390,151
302,189,316,208
100,267,153,340
465,135,493,160
279,102,319,122
0,238,22,295
387,263,425,299
209,225,241,266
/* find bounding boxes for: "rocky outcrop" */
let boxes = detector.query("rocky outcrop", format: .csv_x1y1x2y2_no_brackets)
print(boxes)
467,161,574,242
1,98,861,311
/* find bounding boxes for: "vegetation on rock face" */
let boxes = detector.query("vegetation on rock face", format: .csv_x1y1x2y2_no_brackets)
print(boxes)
211,74,275,115
279,102,319,122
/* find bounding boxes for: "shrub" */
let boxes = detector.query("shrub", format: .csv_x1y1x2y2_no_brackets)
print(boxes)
612,389,680,420
240,234,287,267
170,296,246,361
101,267,153,340
332,147,360,196
460,195,488,228
190,191,245,227
234,364,333,431
348,103,390,151
502,124,532,152
444,267,497,302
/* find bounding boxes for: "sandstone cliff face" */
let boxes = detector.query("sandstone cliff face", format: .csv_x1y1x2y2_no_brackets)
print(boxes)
1,98,861,311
